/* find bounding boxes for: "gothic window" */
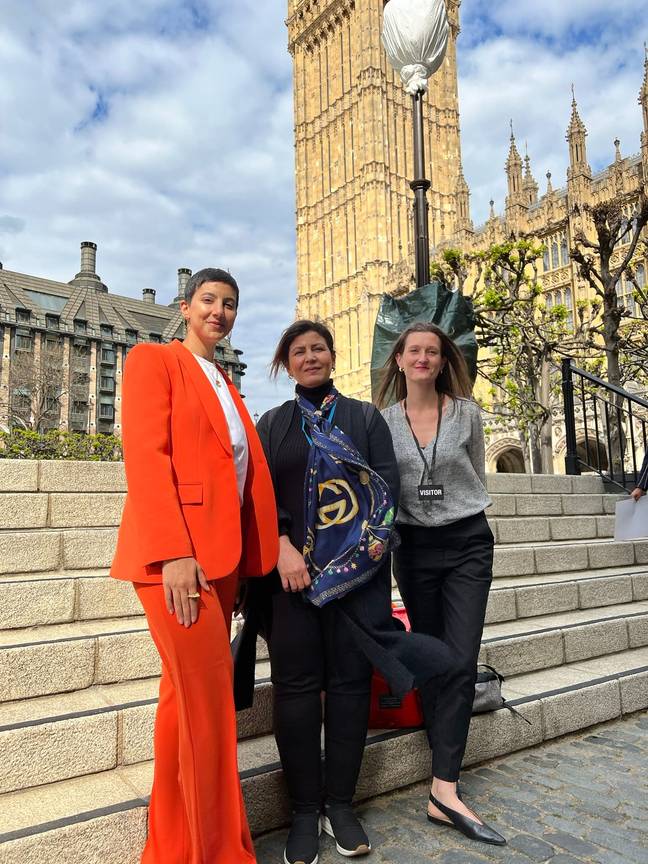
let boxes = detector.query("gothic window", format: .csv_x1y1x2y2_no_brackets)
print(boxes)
560,233,569,267
564,287,573,329
551,238,560,270
543,246,550,272
636,263,646,288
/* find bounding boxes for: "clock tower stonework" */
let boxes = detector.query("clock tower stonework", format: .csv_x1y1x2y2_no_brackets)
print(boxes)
287,0,465,398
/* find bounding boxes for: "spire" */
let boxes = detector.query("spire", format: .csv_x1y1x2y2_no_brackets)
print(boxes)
455,160,472,231
640,44,648,133
505,121,523,197
566,85,591,177
489,198,496,220
523,143,539,205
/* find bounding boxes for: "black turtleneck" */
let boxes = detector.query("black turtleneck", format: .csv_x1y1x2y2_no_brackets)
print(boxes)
295,379,334,410
275,379,334,546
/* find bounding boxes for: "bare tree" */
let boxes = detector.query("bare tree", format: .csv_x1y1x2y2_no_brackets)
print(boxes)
570,194,648,389
2,337,68,432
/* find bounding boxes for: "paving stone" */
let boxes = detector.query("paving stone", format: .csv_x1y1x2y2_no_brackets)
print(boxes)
62,529,118,569
0,531,61,575
0,713,118,793
541,681,622,739
563,619,629,663
486,475,532,494
486,631,564,676
550,516,597,541
577,576,633,609
493,548,535,579
496,518,550,544
49,493,125,528
587,542,635,569
0,639,96,701
515,582,578,618
632,573,648,601
635,541,648,565
531,475,573,494
534,544,589,574
95,632,159,684
484,589,516,624
595,516,615,538
561,494,603,515
620,671,648,714
38,461,126,492
0,494,49,530
515,495,563,516
77,577,141,620
486,495,516,517
542,830,608,860
571,476,606,493
0,579,75,629
0,460,39,493
508,833,556,859
627,614,648,648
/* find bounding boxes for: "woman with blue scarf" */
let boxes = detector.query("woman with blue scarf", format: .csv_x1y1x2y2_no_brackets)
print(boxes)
240,321,454,864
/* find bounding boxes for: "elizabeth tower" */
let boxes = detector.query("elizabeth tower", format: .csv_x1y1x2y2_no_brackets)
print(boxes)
287,0,466,398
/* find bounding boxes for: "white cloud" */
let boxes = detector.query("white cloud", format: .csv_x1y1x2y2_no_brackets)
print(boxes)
0,1,644,414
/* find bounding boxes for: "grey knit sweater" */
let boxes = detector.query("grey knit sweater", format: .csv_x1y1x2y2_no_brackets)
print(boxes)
381,397,491,528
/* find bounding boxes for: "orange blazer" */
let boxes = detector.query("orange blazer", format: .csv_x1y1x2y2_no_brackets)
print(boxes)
110,339,278,584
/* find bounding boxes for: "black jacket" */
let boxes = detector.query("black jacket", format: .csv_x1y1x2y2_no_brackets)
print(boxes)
233,396,452,711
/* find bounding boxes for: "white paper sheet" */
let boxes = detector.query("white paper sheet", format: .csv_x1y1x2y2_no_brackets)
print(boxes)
614,496,648,541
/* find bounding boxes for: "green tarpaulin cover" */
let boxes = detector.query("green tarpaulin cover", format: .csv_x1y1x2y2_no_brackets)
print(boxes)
370,280,478,405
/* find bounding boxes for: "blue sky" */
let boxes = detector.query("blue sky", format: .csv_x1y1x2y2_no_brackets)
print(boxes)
0,1,645,415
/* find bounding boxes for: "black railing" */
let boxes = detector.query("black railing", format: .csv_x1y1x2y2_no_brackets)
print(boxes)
562,358,648,490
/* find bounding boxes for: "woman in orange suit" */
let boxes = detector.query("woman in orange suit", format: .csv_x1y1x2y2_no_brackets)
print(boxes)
111,267,279,864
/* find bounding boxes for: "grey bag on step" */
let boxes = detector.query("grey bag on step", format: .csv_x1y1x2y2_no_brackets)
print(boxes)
473,664,531,724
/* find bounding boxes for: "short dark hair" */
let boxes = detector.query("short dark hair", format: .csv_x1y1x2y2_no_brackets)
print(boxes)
185,268,239,307
270,319,335,378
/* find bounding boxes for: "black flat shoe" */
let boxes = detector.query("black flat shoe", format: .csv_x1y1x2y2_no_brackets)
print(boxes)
321,805,371,857
427,793,506,846
284,810,321,864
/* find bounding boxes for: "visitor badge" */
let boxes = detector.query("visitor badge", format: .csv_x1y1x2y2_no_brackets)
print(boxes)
418,484,444,502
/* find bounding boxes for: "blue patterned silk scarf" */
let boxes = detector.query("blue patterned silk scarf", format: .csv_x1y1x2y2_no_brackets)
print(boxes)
297,388,396,608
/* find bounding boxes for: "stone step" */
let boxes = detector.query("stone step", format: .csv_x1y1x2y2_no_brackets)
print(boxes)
0,519,643,580
3,591,648,703
1,647,646,863
485,566,648,624
488,514,615,544
493,537,648,579
2,595,647,796
0,571,140,630
0,462,608,497
0,488,622,532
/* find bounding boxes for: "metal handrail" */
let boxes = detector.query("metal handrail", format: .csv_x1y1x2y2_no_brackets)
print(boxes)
562,357,648,491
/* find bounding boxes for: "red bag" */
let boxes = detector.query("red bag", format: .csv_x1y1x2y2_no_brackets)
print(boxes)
368,606,424,729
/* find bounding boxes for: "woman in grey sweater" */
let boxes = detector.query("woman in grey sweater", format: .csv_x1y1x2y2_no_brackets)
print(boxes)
378,322,505,848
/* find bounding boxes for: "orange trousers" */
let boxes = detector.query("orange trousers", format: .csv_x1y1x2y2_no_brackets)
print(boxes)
135,574,256,864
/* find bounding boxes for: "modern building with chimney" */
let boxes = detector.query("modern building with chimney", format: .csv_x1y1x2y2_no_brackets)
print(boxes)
0,242,246,435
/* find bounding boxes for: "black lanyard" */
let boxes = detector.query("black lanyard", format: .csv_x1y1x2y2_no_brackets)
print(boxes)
403,393,443,483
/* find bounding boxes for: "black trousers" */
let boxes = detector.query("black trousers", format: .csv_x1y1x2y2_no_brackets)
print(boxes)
268,587,373,812
393,511,494,782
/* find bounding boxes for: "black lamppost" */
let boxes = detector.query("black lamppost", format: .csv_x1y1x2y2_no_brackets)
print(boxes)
382,0,450,288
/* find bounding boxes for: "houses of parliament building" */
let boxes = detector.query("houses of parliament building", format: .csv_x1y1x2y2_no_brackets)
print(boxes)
287,0,648,470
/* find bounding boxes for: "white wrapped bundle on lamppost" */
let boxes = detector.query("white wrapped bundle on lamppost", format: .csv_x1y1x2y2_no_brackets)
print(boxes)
382,0,450,287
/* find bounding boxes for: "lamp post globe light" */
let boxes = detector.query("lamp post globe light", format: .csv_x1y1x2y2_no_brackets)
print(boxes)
382,0,450,288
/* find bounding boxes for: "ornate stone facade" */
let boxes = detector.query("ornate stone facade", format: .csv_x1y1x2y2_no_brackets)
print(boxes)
0,242,246,436
288,0,464,399
288,3,648,471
